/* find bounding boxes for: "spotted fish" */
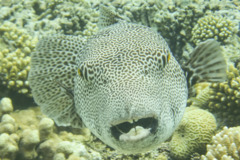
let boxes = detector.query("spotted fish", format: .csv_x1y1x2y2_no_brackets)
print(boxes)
28,5,227,153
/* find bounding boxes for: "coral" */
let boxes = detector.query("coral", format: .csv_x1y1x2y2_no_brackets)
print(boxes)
191,15,235,45
0,97,101,160
0,133,19,160
37,131,100,160
19,129,40,160
33,0,100,36
39,117,55,141
221,36,240,63
0,0,99,97
108,0,205,56
0,97,13,116
191,64,240,127
0,0,239,98
0,22,38,96
54,141,101,160
0,0,99,36
0,114,18,134
169,107,217,160
105,0,239,59
10,107,43,130
78,135,171,160
201,126,240,160
0,98,17,134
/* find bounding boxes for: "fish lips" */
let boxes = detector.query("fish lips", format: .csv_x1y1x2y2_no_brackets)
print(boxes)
110,116,158,142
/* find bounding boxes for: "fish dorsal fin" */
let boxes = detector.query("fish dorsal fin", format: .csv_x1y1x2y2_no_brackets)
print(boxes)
182,39,227,87
28,35,86,128
98,5,124,29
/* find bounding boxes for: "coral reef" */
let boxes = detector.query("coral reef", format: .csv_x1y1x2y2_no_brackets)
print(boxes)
0,97,101,160
191,15,235,45
169,107,217,160
0,0,99,36
0,22,38,96
201,126,240,160
0,0,239,159
190,64,240,127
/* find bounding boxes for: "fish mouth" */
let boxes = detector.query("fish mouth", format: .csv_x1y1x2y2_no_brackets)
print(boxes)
110,117,158,142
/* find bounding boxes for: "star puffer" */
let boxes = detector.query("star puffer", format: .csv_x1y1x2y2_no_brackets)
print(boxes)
28,5,227,153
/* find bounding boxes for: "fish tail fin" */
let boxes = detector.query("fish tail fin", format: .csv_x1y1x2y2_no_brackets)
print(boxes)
182,39,227,87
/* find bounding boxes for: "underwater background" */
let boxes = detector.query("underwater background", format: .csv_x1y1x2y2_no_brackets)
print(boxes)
0,0,239,159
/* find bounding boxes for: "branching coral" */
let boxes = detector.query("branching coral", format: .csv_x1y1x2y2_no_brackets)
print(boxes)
190,64,240,127
191,15,235,45
201,126,240,160
0,22,38,96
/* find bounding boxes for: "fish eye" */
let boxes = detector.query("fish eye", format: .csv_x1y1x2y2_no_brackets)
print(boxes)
167,53,171,63
78,62,101,83
77,68,82,77
155,51,170,69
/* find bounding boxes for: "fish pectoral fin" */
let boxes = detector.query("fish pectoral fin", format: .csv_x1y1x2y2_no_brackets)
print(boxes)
182,39,227,87
28,35,86,128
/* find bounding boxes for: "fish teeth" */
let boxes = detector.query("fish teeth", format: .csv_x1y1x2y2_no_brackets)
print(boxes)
127,119,134,123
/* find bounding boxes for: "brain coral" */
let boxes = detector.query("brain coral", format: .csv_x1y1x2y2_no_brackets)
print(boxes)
169,107,217,160
0,22,38,96
191,64,240,127
201,126,240,160
192,15,235,45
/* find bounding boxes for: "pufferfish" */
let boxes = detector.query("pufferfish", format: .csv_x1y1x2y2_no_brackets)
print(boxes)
28,5,227,153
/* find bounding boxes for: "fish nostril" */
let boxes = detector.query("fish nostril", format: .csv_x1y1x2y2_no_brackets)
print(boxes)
110,117,158,140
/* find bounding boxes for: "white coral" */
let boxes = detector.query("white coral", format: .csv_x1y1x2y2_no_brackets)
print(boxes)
0,97,13,115
39,117,55,140
0,114,17,134
0,133,19,160
201,126,240,160
20,129,40,159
